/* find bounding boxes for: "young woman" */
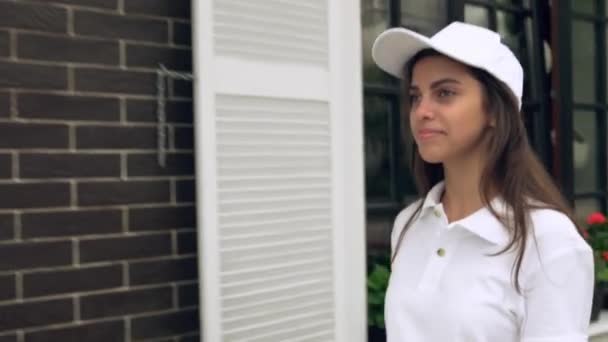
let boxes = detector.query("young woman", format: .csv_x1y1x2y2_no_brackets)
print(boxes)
372,22,593,341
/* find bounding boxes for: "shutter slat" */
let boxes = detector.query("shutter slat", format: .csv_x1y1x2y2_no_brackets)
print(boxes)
220,216,330,231
254,326,335,342
218,174,329,182
219,208,329,225
221,226,330,242
223,302,334,333
222,278,333,306
220,185,330,198
222,247,331,271
224,298,332,328
223,270,332,297
222,289,332,316
289,330,335,342
215,0,328,64
221,0,326,18
221,235,330,255
219,203,330,217
218,145,328,154
218,118,329,129
223,313,334,341
223,267,331,292
221,259,330,285
220,195,330,208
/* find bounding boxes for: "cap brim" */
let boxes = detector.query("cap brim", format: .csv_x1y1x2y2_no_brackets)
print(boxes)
372,28,433,79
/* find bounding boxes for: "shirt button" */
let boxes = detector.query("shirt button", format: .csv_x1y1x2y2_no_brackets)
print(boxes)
436,248,446,257
433,209,442,218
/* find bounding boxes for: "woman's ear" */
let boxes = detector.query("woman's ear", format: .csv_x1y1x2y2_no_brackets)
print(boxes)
487,112,497,128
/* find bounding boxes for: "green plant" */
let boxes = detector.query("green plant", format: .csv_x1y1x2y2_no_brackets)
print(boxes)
367,253,390,329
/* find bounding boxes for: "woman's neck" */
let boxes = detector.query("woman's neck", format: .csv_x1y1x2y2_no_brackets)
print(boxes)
441,156,488,223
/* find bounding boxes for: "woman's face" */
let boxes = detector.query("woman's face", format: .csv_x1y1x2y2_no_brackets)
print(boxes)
409,55,492,165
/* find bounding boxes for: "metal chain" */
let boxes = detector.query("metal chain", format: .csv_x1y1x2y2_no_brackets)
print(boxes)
156,63,194,167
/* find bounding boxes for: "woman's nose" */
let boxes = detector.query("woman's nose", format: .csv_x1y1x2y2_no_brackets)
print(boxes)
411,96,434,120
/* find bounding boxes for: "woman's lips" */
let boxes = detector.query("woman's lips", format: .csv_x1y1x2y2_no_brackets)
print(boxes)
416,129,444,141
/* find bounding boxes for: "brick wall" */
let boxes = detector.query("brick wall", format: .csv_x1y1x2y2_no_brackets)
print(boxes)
0,0,198,341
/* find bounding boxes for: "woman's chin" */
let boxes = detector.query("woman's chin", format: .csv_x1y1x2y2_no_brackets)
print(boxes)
418,150,445,164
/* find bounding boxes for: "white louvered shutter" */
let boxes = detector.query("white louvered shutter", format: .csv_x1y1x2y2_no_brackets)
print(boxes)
193,1,365,341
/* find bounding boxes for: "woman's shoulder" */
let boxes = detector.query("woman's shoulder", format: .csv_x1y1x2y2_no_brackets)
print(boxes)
521,207,593,288
394,199,424,227
528,207,583,242
390,199,424,249
525,207,591,266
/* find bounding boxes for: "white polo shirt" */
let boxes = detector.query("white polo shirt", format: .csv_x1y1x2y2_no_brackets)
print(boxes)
385,181,594,342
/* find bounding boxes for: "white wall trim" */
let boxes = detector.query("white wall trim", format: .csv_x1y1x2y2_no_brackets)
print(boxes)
328,1,367,341
192,0,222,341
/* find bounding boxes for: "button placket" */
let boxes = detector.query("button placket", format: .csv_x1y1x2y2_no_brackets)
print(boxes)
418,240,456,291
418,205,462,291
417,207,452,291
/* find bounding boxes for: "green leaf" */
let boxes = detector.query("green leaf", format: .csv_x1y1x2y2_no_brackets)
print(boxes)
368,293,384,305
367,253,391,328
376,314,385,328
598,268,608,282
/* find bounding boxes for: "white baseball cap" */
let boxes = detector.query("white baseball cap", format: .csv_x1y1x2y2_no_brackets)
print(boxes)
372,21,524,108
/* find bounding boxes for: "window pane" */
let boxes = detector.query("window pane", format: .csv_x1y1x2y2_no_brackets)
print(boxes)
497,12,536,100
365,95,394,201
575,197,602,225
572,0,595,14
366,213,394,250
605,26,608,100
400,0,447,35
572,20,596,104
362,0,393,85
496,0,530,7
522,110,537,147
464,5,490,28
573,111,599,193
524,18,539,100
497,11,521,52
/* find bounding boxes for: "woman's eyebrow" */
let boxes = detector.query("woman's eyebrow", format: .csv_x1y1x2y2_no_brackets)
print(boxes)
409,78,461,91
430,78,461,89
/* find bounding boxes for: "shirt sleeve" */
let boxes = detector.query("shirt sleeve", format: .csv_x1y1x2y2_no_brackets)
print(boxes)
521,245,594,342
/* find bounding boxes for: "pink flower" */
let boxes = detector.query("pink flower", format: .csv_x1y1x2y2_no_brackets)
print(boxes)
602,251,608,262
588,212,607,226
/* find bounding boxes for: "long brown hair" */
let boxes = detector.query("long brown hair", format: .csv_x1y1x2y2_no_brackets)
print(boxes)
392,49,580,293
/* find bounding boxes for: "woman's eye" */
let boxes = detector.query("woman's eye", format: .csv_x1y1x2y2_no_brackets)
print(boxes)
438,89,455,98
409,94,420,103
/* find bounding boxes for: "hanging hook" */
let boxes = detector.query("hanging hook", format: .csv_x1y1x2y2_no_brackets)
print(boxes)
156,63,194,168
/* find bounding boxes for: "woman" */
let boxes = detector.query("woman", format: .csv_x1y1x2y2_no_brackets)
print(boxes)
372,22,593,341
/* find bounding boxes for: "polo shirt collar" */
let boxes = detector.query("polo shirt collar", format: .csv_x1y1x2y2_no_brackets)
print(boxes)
421,180,511,245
